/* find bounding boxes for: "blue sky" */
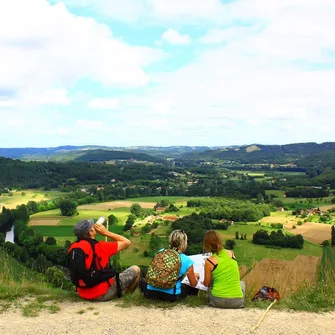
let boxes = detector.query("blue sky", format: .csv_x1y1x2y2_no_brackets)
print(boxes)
0,0,334,148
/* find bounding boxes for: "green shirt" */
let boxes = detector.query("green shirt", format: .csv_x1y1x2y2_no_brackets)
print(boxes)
211,250,243,299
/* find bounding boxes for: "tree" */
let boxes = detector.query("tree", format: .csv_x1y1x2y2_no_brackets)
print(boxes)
45,236,57,246
60,199,78,216
225,239,236,250
124,214,136,231
235,231,239,240
130,203,142,217
332,225,335,247
14,204,30,223
108,214,118,225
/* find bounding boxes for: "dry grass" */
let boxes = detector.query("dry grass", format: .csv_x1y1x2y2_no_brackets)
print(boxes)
78,201,156,210
243,256,320,299
285,222,332,244
29,219,60,226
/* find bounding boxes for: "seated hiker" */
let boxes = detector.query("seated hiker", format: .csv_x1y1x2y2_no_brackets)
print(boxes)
68,218,140,301
141,229,200,302
202,230,245,308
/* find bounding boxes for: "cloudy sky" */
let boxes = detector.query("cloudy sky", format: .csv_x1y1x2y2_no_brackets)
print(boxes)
0,0,334,148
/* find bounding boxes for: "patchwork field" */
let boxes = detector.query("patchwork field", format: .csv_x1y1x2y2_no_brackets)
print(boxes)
285,221,332,244
78,201,156,210
243,255,320,298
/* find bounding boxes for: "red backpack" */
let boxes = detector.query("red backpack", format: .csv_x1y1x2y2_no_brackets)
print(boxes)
252,286,280,301
67,238,121,297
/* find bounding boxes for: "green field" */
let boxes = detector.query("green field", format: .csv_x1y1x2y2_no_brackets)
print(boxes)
265,190,334,206
126,196,189,203
218,223,322,266
29,202,323,268
0,189,64,209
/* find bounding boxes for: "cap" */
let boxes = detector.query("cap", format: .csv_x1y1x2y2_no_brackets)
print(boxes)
73,219,94,239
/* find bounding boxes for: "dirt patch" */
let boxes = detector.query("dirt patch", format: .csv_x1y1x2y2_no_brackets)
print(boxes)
243,256,320,299
0,303,334,335
78,201,156,210
29,219,60,226
285,221,332,244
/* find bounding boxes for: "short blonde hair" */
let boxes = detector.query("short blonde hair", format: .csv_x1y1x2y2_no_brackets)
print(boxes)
169,229,188,252
203,230,223,254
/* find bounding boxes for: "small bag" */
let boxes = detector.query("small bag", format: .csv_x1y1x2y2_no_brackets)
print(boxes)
252,286,280,301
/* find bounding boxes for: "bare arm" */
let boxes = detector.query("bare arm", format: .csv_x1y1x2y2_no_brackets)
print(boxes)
203,257,216,287
94,224,131,251
186,265,200,287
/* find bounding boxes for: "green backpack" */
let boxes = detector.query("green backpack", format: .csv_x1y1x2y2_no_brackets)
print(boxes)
145,248,181,290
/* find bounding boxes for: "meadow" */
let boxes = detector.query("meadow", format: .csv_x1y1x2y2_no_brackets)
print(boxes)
0,190,64,210
28,197,323,268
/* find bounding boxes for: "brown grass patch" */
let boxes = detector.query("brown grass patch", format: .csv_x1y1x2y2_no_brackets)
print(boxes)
285,222,332,244
29,219,60,226
260,215,296,225
78,201,156,210
243,256,320,299
246,145,261,153
319,205,335,212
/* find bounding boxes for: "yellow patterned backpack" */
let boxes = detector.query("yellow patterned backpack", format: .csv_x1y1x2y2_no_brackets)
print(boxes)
145,248,181,290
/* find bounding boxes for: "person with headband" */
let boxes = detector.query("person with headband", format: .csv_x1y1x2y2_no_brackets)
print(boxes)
202,230,245,308
141,229,200,302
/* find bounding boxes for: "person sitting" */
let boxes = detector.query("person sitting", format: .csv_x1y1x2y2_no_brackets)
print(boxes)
70,219,141,301
141,229,200,302
202,230,245,308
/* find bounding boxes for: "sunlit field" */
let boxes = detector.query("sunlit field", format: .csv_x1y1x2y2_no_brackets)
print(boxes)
0,189,64,209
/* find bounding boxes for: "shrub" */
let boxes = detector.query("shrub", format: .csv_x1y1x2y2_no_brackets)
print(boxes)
322,240,330,247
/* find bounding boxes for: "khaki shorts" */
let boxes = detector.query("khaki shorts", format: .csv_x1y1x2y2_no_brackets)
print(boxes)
208,281,246,309
96,267,138,301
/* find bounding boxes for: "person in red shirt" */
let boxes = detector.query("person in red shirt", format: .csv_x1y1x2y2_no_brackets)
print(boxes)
72,219,141,301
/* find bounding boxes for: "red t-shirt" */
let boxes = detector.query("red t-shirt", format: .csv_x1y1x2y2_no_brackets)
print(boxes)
76,241,118,300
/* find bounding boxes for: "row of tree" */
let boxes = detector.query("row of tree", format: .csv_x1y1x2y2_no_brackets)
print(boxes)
252,229,304,249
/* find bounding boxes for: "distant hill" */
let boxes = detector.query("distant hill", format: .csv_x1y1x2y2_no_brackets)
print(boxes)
180,142,335,167
0,145,210,161
1,142,335,167
74,149,163,163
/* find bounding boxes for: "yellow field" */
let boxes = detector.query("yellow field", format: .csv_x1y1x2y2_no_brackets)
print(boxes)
319,205,335,212
285,222,332,244
242,255,320,298
260,212,296,225
29,219,60,226
78,201,156,210
0,190,63,209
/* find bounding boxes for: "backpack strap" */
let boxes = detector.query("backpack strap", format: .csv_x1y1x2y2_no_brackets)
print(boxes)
76,238,122,298
170,248,183,295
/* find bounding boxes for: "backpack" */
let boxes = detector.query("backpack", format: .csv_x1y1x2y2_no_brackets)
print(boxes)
252,286,280,301
67,238,121,297
145,248,182,292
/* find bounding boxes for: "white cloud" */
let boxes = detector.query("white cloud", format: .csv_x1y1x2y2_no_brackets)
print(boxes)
0,0,164,98
161,29,190,45
0,100,16,108
75,119,105,131
88,98,118,110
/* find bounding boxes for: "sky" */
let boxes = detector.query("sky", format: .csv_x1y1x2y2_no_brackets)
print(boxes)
0,0,334,148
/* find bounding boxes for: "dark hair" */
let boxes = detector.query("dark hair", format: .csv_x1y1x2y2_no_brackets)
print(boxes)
203,230,223,254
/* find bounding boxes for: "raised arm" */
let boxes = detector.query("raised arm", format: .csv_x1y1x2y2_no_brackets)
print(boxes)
94,224,131,251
